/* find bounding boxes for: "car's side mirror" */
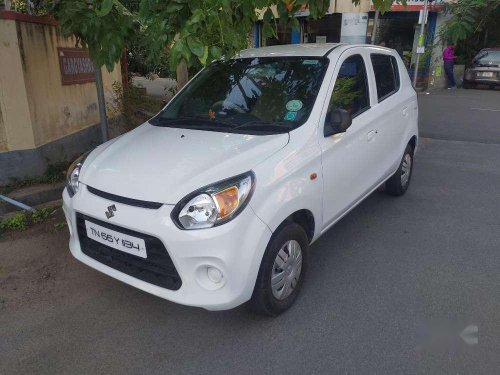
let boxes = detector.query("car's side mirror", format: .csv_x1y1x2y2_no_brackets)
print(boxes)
324,109,352,137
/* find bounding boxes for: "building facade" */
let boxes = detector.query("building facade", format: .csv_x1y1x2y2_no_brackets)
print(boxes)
0,11,121,183
254,0,450,87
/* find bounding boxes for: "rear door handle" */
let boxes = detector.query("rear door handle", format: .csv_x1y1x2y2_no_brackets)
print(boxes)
367,130,377,142
402,106,409,117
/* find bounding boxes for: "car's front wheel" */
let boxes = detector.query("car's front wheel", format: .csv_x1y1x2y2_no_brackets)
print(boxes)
250,223,309,316
386,144,414,196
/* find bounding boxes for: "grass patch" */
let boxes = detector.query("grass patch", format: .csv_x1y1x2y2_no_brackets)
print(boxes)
54,221,67,230
0,212,28,231
0,207,56,236
31,207,56,224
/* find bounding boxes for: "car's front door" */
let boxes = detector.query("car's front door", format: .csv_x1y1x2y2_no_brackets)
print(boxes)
319,48,380,230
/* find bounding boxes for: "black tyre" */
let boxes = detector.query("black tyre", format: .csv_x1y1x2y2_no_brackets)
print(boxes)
462,81,475,89
250,223,309,316
385,144,414,196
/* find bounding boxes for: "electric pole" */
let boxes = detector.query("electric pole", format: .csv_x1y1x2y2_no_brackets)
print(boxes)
413,0,429,88
371,10,380,45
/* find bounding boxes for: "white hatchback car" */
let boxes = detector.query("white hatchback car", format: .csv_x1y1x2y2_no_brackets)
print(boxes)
64,44,418,315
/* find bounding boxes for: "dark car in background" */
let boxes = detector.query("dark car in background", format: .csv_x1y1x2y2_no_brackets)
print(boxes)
463,48,500,89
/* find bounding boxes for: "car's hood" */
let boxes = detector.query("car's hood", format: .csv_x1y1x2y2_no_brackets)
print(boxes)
80,123,289,204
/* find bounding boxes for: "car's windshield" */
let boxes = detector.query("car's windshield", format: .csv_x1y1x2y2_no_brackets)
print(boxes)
151,57,329,134
474,50,500,66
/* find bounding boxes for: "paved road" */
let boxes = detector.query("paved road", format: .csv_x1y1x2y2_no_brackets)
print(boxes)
419,88,500,144
1,89,499,374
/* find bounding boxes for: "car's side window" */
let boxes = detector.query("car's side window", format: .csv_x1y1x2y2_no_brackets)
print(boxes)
327,54,370,118
370,54,400,102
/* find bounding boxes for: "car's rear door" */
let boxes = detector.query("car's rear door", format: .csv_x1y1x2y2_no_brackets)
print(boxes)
366,51,415,179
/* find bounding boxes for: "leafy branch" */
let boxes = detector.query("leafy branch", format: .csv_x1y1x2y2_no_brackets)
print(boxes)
46,0,405,74
439,0,500,44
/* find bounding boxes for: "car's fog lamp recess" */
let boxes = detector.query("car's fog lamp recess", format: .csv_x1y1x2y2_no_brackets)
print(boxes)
195,265,226,290
207,267,224,284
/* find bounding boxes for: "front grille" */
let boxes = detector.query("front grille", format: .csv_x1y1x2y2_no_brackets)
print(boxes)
76,213,182,290
87,186,164,209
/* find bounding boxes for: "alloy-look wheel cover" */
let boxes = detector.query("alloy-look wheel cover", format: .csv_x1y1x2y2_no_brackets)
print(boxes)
271,240,303,300
401,153,412,187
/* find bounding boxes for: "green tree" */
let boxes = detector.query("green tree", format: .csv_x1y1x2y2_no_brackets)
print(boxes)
50,0,136,71
439,0,500,63
47,0,405,82
439,0,500,44
42,0,405,140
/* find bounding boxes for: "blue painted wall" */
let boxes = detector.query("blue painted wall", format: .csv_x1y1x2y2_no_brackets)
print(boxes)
291,28,301,44
253,24,260,48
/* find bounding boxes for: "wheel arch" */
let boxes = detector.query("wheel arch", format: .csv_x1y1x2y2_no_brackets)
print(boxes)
275,209,316,244
408,135,417,153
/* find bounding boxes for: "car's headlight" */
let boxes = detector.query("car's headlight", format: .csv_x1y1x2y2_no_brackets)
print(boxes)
66,152,90,197
172,172,255,230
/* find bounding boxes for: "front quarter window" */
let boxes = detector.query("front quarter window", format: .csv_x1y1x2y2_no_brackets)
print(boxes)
328,55,370,118
151,57,329,134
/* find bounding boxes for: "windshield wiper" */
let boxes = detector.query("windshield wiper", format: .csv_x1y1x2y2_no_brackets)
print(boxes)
155,116,293,134
156,115,236,128
231,120,294,132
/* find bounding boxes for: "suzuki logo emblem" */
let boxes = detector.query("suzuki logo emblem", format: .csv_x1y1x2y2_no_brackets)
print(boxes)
105,205,116,219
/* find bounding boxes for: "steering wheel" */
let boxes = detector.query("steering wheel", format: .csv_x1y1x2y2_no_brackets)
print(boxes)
211,100,246,114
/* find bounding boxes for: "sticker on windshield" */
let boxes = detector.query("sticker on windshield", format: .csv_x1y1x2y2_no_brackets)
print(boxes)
303,59,319,65
286,100,303,112
284,111,297,121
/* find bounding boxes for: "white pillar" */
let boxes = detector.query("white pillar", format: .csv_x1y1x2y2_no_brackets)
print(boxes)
340,12,369,44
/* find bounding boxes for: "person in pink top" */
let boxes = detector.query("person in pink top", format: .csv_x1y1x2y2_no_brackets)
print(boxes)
443,42,457,89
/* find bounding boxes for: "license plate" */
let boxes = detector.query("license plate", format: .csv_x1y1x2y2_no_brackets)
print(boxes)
478,72,494,77
85,220,147,258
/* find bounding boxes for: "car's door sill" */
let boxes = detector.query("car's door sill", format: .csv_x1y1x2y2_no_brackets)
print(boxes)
316,170,396,240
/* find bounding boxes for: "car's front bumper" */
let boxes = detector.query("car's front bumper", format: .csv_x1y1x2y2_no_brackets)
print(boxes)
63,185,272,311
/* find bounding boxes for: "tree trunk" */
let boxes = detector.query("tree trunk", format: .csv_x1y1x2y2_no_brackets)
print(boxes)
176,59,189,90
121,49,129,91
94,62,109,142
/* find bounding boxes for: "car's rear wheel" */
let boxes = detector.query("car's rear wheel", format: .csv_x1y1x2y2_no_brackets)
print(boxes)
385,144,414,196
250,223,309,316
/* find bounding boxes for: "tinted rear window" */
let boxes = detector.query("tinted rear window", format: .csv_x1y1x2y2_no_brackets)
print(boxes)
371,54,400,101
474,50,500,66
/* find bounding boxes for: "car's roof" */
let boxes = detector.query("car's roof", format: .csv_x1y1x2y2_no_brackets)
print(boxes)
237,43,342,58
236,43,395,58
